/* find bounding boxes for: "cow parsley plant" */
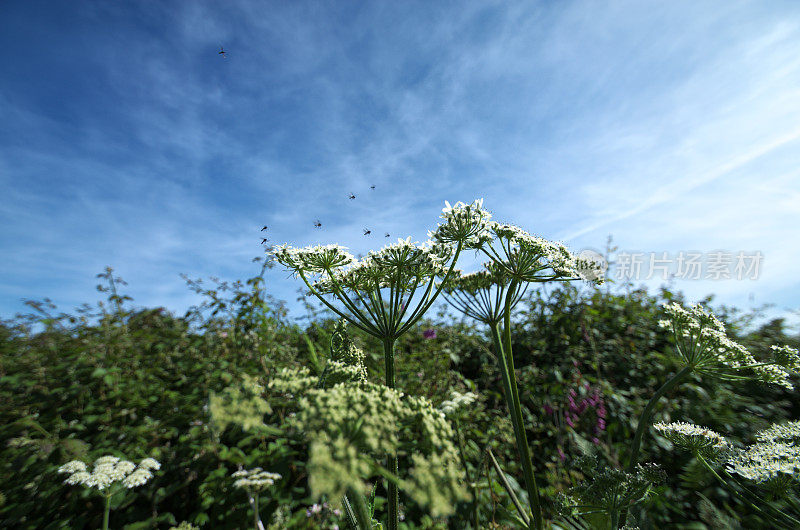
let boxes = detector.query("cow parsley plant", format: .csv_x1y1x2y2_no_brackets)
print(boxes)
58,455,160,530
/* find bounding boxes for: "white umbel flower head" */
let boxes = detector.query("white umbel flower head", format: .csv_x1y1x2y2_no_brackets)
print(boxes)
429,199,493,249
653,421,728,458
727,441,800,486
272,244,355,275
122,468,154,488
373,238,448,281
58,460,87,474
94,456,120,466
138,458,161,471
310,238,450,295
756,420,800,444
483,222,604,285
65,471,91,485
231,467,282,492
57,455,160,492
439,390,478,416
661,303,795,389
771,345,800,373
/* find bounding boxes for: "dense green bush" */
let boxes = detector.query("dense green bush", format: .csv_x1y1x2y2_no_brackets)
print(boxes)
1,263,798,528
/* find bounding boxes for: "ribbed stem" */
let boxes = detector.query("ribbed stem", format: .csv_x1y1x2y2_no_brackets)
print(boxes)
489,319,540,528
102,495,111,530
618,365,691,527
609,510,619,530
501,281,543,530
383,338,399,530
254,493,265,530
626,366,692,473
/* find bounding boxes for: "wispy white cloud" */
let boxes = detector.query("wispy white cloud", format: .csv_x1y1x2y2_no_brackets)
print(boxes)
2,0,800,324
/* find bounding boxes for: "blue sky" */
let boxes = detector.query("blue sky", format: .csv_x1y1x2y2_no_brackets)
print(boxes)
2,0,800,327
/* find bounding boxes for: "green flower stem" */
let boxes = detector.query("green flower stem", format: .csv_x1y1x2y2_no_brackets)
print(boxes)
383,337,399,530
500,279,543,530
253,493,263,530
618,364,692,528
609,504,620,530
487,447,530,527
625,365,693,473
102,494,111,530
489,323,531,526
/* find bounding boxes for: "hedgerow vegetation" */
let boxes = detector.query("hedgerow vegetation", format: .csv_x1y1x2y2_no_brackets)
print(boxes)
2,204,799,529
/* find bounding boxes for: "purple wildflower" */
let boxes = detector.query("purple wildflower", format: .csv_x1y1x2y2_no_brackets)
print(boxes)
423,328,437,339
